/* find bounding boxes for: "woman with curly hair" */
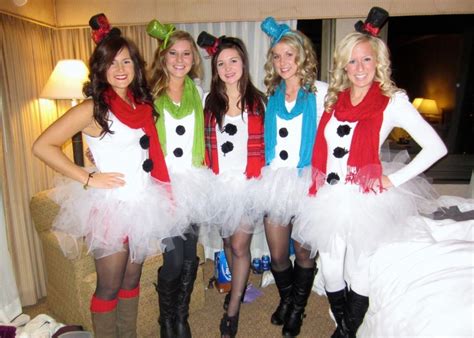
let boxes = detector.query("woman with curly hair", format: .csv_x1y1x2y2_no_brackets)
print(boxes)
259,17,328,337
147,21,208,338
32,14,181,337
293,8,447,337
197,33,267,338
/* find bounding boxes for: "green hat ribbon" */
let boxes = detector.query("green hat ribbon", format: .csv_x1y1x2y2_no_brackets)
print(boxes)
146,19,176,49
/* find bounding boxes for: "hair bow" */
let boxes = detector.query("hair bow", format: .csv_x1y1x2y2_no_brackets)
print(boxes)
146,19,176,49
354,7,389,37
260,17,291,46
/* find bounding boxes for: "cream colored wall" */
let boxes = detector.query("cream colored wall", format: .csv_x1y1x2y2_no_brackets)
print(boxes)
0,0,55,26
17,0,474,28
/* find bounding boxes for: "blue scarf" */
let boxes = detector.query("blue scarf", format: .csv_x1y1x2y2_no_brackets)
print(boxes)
264,82,317,168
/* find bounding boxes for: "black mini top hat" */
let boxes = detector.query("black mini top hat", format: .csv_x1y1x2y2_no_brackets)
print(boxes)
197,31,221,57
89,13,121,44
354,7,389,37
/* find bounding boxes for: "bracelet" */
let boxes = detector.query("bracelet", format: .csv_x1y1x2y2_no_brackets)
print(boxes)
83,171,96,190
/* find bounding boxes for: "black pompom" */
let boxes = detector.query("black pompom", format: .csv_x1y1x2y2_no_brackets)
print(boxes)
279,150,288,160
333,147,349,158
176,125,186,135
139,135,150,149
142,159,154,172
221,141,234,155
173,148,184,157
336,125,351,137
279,128,289,138
224,123,238,136
326,172,340,185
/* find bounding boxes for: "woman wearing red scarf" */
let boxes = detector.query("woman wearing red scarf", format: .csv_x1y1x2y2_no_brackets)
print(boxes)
32,14,181,337
293,8,447,338
198,33,266,337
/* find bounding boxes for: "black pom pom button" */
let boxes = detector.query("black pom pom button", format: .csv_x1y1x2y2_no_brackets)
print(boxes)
224,123,237,136
221,141,234,155
142,159,154,172
139,135,150,149
326,172,340,185
173,148,183,157
336,124,351,137
176,125,186,135
279,150,288,160
333,147,349,158
279,128,288,138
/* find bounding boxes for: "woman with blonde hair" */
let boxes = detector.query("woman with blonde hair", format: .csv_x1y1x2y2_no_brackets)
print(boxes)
293,7,447,337
259,17,328,337
147,21,208,338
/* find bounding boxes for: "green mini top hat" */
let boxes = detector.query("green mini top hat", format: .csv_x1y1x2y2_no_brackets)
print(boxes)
146,19,176,49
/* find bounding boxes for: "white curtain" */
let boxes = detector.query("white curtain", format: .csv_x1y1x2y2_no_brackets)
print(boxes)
0,181,22,323
176,20,297,93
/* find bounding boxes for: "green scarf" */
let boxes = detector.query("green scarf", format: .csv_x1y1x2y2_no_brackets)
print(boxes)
154,76,205,167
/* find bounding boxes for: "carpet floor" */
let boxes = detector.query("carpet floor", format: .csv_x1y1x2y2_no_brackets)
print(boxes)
24,260,335,337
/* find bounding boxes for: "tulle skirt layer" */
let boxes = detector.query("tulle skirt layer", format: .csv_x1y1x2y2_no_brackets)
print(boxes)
50,174,187,263
169,167,215,228
252,166,312,226
199,172,265,250
292,156,439,259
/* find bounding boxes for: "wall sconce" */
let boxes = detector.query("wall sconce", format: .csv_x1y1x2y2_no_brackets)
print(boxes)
413,98,442,123
40,59,89,166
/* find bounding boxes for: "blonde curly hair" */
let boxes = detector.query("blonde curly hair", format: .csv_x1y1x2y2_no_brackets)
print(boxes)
149,30,203,98
325,32,399,112
263,31,318,96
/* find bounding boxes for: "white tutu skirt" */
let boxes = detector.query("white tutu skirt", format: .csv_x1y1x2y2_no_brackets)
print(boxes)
252,166,312,226
199,172,265,249
292,155,439,259
169,167,215,228
50,174,187,263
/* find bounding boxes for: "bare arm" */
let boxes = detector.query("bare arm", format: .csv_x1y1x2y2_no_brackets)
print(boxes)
32,100,125,188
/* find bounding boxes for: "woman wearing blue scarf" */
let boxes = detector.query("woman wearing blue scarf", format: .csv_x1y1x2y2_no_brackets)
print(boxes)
258,17,328,337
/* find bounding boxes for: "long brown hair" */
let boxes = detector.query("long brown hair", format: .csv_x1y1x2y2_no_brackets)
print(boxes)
205,37,266,129
83,34,153,135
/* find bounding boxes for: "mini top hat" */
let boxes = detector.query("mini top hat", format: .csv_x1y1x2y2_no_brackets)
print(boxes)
89,13,121,44
354,7,389,37
197,31,221,57
146,19,176,49
260,17,291,46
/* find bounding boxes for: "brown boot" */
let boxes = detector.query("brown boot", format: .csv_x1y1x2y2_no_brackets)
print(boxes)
92,310,118,338
90,295,118,338
117,288,139,338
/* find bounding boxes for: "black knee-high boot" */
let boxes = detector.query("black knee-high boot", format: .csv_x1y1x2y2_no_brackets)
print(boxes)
175,258,199,338
157,268,180,338
270,265,294,325
282,263,317,337
326,287,349,338
344,290,369,338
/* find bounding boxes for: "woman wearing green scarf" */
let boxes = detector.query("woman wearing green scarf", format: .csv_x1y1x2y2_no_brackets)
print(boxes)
148,22,209,338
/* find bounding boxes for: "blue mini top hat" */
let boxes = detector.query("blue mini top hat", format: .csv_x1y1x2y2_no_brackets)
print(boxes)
261,17,291,46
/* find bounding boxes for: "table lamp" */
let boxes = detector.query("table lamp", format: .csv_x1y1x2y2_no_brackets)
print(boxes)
40,59,89,166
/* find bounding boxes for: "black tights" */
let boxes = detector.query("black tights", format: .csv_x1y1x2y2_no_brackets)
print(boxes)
264,217,315,272
94,246,143,301
160,225,198,281
222,231,252,317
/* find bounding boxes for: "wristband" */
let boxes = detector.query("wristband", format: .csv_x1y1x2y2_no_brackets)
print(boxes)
83,171,96,190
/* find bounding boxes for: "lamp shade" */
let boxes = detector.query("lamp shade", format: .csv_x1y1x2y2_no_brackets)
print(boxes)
40,60,89,99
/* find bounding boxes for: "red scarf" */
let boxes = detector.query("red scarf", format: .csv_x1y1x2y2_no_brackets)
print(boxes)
205,107,265,179
309,82,389,195
104,88,170,183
